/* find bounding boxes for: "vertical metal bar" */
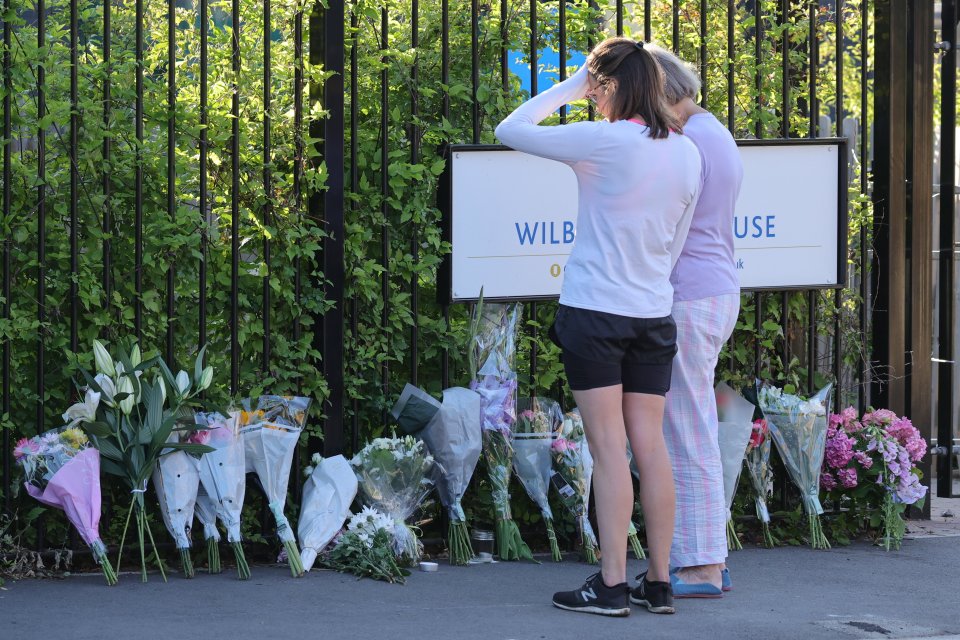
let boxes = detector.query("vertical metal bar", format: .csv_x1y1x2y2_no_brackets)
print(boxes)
529,0,538,392
699,0,707,106
833,0,844,410
410,0,419,386
2,0,11,515
808,291,816,393
644,0,651,42
727,0,735,132
560,0,566,122
616,0,623,36
135,0,143,341
70,0,78,356
441,0,450,390
808,0,818,138
500,0,508,89
858,0,869,412
230,0,240,395
754,293,763,379
781,292,790,370
380,7,390,422
754,0,763,138
672,0,679,53
37,0,46,433
295,4,304,370
935,0,956,497
311,0,345,453
199,0,208,351
263,0,272,374
780,0,790,138
349,2,358,450
472,0,480,144
102,0,112,304
166,0,176,365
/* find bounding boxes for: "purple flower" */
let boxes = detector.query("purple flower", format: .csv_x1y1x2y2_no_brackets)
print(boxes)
853,451,873,469
825,430,855,469
820,472,837,491
837,468,858,489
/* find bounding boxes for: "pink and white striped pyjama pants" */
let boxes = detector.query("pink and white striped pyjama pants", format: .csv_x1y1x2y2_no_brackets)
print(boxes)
663,293,740,568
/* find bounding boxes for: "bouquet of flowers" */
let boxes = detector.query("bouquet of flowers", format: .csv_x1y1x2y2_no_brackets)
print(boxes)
513,398,562,561
391,384,483,566
744,418,778,547
821,407,927,550
241,395,310,577
624,446,646,559
350,435,434,564
469,299,533,562
551,410,599,564
715,382,756,551
299,453,358,571
74,340,214,582
191,411,250,579
322,507,411,583
152,437,201,578
15,425,118,585
758,382,833,549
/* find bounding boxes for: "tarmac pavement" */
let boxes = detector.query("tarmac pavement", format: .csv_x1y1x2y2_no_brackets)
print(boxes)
2,534,959,640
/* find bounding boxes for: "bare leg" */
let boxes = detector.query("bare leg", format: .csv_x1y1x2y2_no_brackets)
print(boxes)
572,385,632,587
624,392,674,583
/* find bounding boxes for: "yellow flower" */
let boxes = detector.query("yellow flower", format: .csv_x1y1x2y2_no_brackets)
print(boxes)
62,427,89,450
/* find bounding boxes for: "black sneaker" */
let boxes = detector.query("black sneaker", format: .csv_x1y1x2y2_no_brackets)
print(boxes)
552,572,631,617
630,572,676,614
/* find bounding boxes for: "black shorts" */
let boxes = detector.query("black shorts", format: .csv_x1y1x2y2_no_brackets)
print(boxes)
548,304,677,396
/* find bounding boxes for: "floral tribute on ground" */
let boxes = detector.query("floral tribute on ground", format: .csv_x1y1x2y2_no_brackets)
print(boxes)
821,407,927,550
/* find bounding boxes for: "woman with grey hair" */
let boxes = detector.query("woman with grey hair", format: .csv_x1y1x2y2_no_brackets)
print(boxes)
643,43,743,599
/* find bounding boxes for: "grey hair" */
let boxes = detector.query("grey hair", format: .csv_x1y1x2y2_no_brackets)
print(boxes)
645,43,701,104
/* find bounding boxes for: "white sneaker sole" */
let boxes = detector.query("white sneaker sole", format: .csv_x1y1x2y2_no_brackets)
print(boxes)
629,597,676,614
552,602,631,617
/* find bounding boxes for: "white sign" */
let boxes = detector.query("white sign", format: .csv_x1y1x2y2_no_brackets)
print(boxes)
444,141,845,302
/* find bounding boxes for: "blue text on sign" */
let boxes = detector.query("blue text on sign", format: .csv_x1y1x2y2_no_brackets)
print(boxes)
515,221,576,246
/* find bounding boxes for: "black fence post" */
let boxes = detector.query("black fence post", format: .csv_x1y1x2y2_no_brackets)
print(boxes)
311,0,345,455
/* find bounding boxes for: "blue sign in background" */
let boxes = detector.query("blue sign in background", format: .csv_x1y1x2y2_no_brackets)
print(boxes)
507,49,587,95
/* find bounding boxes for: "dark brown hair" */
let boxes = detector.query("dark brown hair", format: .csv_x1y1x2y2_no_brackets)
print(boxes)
586,37,680,139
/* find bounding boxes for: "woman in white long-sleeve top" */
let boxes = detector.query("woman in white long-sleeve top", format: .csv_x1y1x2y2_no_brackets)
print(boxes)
495,37,702,617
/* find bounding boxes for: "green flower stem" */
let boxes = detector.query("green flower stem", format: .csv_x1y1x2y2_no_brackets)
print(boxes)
115,495,135,572
137,507,147,583
495,518,537,563
726,519,742,551
284,539,305,578
545,518,562,562
93,545,118,586
808,514,831,550
179,547,195,579
881,494,906,551
207,537,222,574
232,542,251,580
761,522,778,548
627,527,646,560
447,520,474,566
582,542,598,565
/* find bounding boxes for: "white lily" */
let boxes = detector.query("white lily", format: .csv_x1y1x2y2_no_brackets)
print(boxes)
117,375,135,416
63,388,101,428
92,340,116,378
130,343,142,367
175,370,191,396
156,375,167,406
197,366,213,392
94,373,117,407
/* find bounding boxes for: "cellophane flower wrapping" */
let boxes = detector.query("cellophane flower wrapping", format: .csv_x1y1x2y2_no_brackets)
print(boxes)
513,397,562,561
322,507,411,584
758,382,833,549
469,301,534,562
15,427,117,585
192,411,249,578
152,444,201,577
241,395,310,577
744,418,778,547
551,410,599,564
820,407,927,550
414,387,483,565
299,453,358,571
715,382,756,550
350,435,434,565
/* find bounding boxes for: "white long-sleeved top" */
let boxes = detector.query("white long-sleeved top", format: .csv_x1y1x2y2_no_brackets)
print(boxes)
495,66,702,318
